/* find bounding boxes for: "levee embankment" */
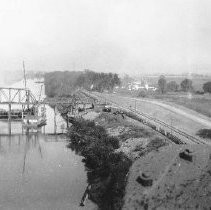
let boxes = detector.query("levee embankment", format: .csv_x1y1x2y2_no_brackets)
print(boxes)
78,90,211,210
64,101,169,210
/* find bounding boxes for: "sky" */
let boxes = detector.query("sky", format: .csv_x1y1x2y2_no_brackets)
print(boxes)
0,0,210,80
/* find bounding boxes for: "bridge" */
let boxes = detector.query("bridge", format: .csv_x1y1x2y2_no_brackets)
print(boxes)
0,87,94,121
0,87,37,105
0,87,78,105
0,87,38,121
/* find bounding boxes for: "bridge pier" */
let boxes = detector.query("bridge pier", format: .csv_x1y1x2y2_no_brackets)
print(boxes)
8,103,11,121
22,105,24,119
8,120,11,136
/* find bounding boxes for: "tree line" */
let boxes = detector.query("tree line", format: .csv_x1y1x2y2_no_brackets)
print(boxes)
44,70,121,97
76,70,121,92
158,75,211,94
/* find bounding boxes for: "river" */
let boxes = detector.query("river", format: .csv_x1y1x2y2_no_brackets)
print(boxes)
0,79,96,210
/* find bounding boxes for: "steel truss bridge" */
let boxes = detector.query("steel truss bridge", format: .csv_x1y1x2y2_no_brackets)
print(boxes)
0,87,37,105
0,87,94,119
0,87,84,106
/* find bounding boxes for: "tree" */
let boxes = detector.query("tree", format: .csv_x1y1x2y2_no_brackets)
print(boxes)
121,74,134,87
158,75,167,94
137,90,147,98
167,81,179,92
180,79,193,92
203,81,211,93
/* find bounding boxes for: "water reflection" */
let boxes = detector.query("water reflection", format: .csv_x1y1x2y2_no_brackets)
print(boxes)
22,132,43,175
0,132,96,210
0,104,66,135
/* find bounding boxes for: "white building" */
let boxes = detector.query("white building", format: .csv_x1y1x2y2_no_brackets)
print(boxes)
128,81,157,91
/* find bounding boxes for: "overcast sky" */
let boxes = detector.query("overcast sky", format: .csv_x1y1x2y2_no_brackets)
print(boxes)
0,0,210,77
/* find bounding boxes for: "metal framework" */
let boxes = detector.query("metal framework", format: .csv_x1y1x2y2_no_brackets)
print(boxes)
0,87,37,105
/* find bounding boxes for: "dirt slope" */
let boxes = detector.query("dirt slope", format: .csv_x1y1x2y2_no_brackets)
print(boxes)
123,144,211,210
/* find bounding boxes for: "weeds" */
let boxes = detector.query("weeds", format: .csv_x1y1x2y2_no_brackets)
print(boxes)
118,125,152,142
196,129,211,139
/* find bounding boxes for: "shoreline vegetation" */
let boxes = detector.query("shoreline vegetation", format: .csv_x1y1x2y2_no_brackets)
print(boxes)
67,117,132,210
65,109,168,210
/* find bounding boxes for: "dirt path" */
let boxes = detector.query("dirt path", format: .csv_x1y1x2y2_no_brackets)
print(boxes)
96,93,211,140
133,97,211,128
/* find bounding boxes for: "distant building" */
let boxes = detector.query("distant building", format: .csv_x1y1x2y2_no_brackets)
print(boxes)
128,81,156,91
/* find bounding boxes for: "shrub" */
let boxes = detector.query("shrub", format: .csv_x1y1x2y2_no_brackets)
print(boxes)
196,129,211,139
137,90,147,98
180,78,193,92
167,81,179,92
203,81,211,94
195,90,204,95
66,118,131,210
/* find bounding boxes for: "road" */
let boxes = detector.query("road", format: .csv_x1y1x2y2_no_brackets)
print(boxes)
126,96,211,128
95,93,211,140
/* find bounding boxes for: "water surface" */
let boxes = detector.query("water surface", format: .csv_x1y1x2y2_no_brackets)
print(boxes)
0,133,95,210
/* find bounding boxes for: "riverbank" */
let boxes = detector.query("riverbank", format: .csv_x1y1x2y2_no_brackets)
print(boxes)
64,98,211,210
65,107,169,210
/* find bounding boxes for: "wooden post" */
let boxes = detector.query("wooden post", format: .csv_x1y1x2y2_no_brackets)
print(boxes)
8,120,11,135
54,106,57,134
22,105,24,119
8,103,11,121
8,88,11,121
9,133,11,147
66,109,69,128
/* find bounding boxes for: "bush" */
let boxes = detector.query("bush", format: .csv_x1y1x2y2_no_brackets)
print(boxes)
203,81,211,94
180,78,193,92
137,90,147,98
196,129,211,139
66,118,131,210
167,81,179,92
195,90,204,95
